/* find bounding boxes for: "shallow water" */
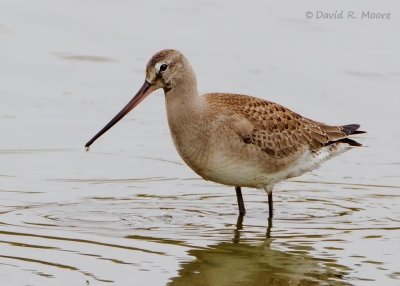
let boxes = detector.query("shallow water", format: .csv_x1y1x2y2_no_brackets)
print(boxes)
1,1,400,285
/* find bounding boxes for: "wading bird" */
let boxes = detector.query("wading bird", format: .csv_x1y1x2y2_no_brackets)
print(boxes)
85,49,365,218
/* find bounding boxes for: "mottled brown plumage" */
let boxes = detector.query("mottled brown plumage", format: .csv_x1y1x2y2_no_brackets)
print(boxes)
205,93,364,159
85,49,365,219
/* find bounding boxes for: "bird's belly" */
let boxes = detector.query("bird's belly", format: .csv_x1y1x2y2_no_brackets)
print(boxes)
197,146,343,188
200,153,273,188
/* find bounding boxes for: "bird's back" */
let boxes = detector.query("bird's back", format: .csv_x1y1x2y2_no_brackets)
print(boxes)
204,92,364,157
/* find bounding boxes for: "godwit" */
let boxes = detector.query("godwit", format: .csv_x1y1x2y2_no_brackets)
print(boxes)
85,49,365,218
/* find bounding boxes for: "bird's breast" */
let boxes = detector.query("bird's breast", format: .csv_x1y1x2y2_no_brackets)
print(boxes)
168,119,271,187
166,105,211,176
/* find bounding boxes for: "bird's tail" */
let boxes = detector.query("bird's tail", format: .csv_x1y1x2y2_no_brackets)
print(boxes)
323,124,366,147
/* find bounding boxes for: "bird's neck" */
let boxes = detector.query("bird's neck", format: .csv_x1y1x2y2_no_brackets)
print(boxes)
164,79,201,119
164,80,209,170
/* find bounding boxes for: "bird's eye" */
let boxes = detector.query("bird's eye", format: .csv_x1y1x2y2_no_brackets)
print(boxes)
159,64,168,72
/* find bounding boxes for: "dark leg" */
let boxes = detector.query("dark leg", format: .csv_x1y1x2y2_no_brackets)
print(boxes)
263,186,274,218
268,191,273,218
235,186,246,216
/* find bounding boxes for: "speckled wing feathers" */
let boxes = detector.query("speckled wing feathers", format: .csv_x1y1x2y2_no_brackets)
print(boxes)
205,93,362,158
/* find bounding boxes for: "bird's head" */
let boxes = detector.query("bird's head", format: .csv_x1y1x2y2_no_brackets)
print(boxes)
85,49,195,150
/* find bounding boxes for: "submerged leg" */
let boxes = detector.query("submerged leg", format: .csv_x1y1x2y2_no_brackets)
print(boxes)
266,216,273,238
264,186,274,218
233,214,244,243
235,186,246,216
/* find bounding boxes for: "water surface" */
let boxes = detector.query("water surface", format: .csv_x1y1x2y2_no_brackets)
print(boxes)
1,1,399,285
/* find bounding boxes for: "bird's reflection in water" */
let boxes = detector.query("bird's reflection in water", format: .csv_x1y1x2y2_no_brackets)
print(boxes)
233,215,272,244
168,216,349,286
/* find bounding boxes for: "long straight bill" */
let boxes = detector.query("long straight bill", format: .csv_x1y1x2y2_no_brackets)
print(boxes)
85,81,154,150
